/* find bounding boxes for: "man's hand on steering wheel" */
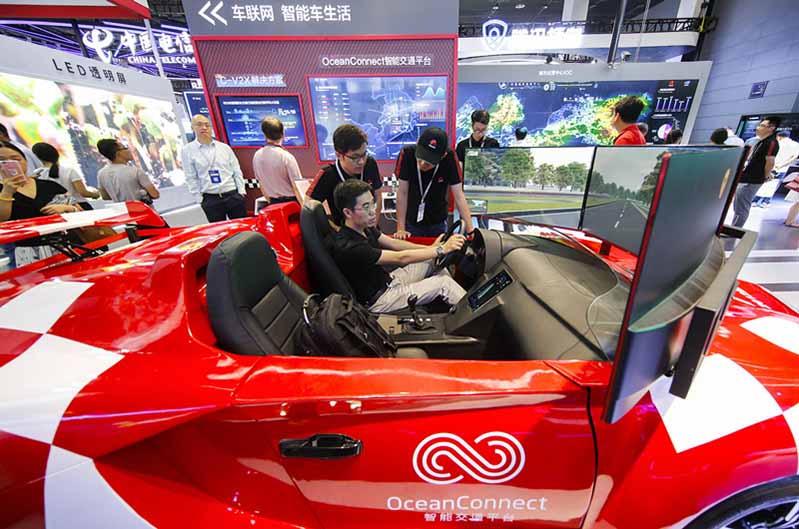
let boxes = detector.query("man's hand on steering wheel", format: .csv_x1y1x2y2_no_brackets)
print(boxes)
434,220,470,269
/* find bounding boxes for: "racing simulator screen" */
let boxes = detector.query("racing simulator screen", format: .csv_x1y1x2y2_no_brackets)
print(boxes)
463,146,594,229
217,95,307,148
308,75,448,161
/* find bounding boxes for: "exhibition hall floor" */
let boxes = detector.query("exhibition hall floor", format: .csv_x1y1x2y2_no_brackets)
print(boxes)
731,197,799,310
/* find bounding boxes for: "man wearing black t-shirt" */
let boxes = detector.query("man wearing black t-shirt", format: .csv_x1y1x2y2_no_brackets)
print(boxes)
455,109,500,166
732,116,781,227
307,124,382,222
331,179,466,313
394,127,474,239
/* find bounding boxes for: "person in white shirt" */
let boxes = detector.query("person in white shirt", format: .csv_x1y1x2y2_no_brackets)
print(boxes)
96,139,160,203
31,142,100,209
252,117,304,205
182,114,247,222
754,131,799,207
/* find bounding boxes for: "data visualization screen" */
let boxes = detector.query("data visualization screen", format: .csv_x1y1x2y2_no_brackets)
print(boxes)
308,75,448,161
217,95,307,148
456,79,699,146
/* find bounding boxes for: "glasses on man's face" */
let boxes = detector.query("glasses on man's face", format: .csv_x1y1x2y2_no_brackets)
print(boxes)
343,151,368,164
353,201,376,214
472,125,487,134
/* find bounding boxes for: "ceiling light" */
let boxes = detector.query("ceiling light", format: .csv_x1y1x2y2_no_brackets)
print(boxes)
515,3,526,8
492,4,499,10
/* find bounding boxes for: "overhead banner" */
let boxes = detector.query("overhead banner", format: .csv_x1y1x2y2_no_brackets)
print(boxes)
181,0,458,37
0,35,175,100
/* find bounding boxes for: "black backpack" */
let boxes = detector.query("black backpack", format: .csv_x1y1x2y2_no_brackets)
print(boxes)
295,294,397,358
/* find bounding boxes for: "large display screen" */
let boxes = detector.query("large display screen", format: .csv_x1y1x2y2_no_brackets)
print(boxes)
456,79,699,147
308,75,448,161
217,95,307,148
462,146,594,228
0,72,185,192
737,113,799,142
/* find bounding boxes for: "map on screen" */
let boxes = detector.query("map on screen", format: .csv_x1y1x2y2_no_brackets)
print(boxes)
308,75,448,161
456,79,698,147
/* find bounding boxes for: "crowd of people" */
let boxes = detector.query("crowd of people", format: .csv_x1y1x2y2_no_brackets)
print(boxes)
3,94,798,303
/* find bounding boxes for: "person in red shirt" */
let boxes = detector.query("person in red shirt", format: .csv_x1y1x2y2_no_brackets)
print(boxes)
611,96,647,146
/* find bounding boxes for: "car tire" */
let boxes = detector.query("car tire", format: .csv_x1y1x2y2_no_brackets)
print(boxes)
685,476,799,529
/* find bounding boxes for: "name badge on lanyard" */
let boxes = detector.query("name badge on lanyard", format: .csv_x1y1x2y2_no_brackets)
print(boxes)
203,143,221,183
416,163,439,223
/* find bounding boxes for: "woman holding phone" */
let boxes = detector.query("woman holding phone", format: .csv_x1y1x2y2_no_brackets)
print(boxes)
0,141,79,222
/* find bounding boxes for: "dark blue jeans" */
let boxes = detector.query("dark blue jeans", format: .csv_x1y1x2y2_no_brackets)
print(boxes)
406,220,448,238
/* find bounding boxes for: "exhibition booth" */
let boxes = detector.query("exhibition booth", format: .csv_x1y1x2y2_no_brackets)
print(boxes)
0,35,200,223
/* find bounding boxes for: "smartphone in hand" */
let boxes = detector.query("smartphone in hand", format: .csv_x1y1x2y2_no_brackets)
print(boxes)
0,160,26,186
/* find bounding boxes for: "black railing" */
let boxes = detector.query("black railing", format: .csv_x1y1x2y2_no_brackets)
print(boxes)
458,17,711,38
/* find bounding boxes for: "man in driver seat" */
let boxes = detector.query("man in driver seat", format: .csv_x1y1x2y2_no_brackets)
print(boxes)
331,179,467,313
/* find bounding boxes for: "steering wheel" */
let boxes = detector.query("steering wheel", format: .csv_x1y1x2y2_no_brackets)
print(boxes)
434,220,469,269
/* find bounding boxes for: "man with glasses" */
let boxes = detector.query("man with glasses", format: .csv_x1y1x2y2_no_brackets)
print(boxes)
455,110,499,167
332,179,466,313
182,114,247,223
732,116,781,227
307,124,382,222
96,138,160,203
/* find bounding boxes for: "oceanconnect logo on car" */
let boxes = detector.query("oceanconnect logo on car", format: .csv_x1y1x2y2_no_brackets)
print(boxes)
412,432,526,485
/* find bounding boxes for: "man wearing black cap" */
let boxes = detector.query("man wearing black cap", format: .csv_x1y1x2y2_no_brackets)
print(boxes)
394,127,474,239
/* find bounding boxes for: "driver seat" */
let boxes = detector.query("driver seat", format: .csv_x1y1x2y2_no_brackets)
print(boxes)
300,200,451,315
299,199,355,298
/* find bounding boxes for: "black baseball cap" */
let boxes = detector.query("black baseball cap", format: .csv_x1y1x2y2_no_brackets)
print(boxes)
416,127,448,165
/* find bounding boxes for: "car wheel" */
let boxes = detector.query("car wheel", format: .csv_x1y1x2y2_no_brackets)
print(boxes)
686,477,799,529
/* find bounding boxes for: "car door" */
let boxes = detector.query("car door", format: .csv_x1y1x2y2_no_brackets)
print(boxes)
228,355,596,529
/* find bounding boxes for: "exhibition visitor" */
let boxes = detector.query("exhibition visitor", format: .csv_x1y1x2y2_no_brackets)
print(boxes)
782,170,799,227
665,128,684,145
753,130,799,208
32,142,100,210
637,122,649,140
182,114,247,222
455,109,500,164
732,116,781,228
611,97,647,145
96,139,160,204
0,123,42,172
331,179,466,313
252,117,305,206
394,127,474,239
307,124,382,221
0,141,75,270
510,127,533,147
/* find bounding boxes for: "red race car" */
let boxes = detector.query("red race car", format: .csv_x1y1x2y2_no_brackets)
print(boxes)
1,146,798,529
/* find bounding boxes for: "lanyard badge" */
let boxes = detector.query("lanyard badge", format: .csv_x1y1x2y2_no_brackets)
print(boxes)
416,163,439,223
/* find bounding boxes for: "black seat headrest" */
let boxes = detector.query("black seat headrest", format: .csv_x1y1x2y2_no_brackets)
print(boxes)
300,199,355,298
207,231,306,356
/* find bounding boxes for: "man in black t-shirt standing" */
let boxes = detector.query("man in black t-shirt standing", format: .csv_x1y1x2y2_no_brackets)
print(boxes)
307,124,382,222
394,127,474,239
455,109,500,166
732,116,781,227
331,179,466,313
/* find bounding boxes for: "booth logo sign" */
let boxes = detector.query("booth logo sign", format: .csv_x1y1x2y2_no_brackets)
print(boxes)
482,19,508,51
412,432,526,485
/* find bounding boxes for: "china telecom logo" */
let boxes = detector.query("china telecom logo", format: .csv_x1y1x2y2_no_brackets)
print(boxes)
412,432,526,485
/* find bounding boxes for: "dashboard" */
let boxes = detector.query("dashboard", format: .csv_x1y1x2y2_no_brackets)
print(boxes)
446,229,628,361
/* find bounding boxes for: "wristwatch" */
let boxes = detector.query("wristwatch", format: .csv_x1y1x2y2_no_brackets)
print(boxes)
436,245,445,258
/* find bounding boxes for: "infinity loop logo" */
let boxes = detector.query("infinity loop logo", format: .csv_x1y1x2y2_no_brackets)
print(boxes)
412,432,525,485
